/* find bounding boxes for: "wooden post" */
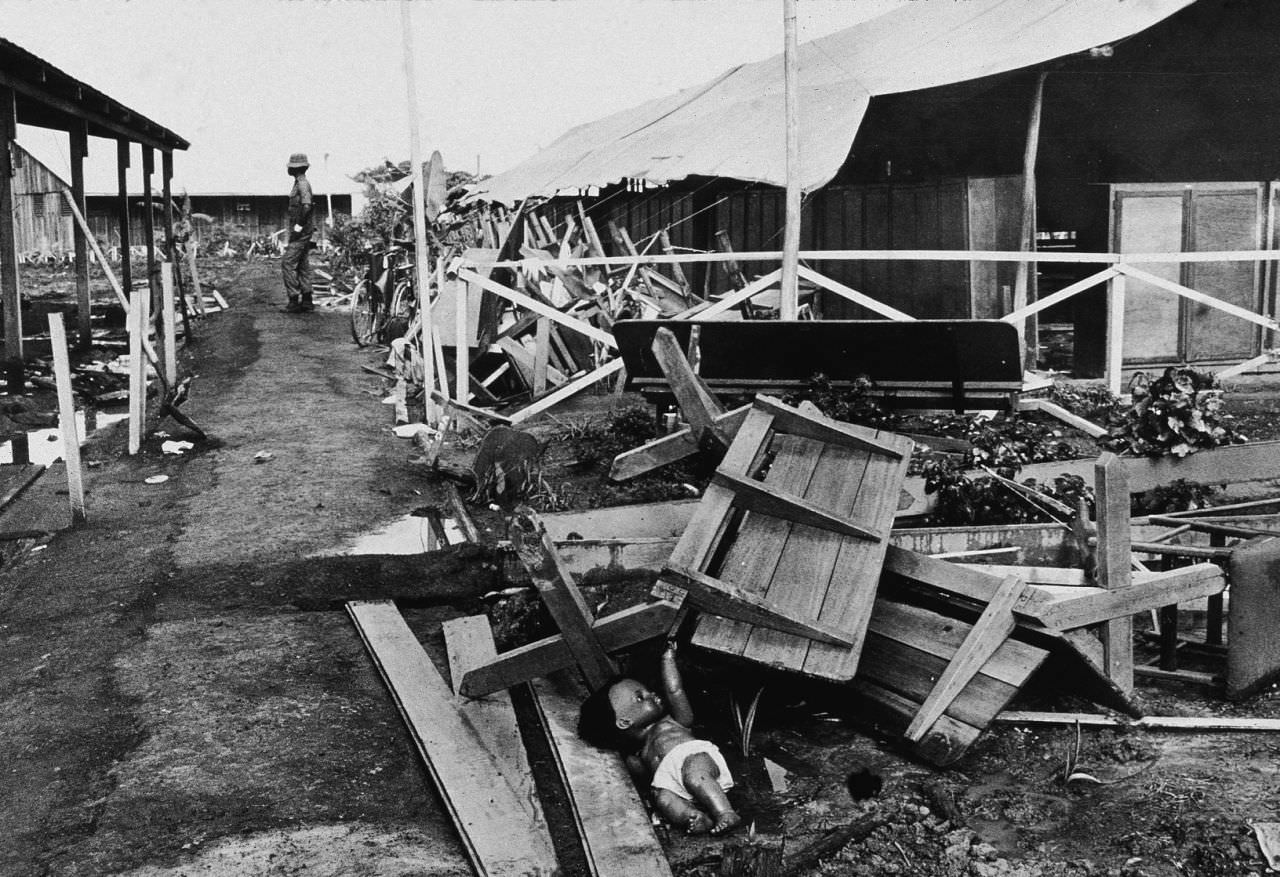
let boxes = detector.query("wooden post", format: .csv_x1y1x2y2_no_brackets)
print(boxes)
1105,272,1126,396
0,86,21,362
1094,453,1134,694
116,140,133,301
400,0,436,425
779,0,801,321
47,313,86,523
70,120,91,349
533,318,550,395
141,147,157,304
161,262,177,386
454,266,468,404
1013,72,1047,370
128,284,145,454
187,238,204,315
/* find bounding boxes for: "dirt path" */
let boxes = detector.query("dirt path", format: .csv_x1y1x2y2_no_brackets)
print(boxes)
0,262,473,876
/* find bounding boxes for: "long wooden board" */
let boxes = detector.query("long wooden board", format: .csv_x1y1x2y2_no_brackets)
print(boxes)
530,675,673,877
347,600,558,876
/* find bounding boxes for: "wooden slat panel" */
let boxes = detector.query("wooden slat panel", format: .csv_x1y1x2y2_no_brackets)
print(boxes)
740,438,867,668
850,678,981,766
693,433,820,655
531,676,673,877
347,601,558,876
803,427,914,680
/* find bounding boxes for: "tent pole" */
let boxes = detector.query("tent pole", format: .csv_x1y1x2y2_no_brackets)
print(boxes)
400,0,437,424
1014,72,1047,370
780,0,800,321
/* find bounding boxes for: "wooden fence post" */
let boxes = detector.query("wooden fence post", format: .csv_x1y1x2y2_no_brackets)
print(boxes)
161,262,177,386
1094,453,1134,693
128,284,146,454
1105,272,1126,396
48,313,86,523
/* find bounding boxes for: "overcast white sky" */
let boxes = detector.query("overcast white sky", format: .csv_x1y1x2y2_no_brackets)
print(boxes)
0,0,902,195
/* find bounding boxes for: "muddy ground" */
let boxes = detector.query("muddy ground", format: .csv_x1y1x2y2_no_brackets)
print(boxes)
1,259,1279,877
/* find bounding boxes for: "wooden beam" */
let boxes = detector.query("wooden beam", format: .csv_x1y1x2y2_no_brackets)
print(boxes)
1118,263,1280,334
609,404,751,482
1003,267,1118,325
0,86,19,362
712,470,883,542
780,0,800,320
1015,397,1109,438
795,265,914,321
458,602,678,698
753,395,906,459
1034,563,1224,631
456,267,616,348
662,565,855,647
347,601,559,876
507,358,624,424
651,327,728,449
997,712,1280,731
1014,72,1046,368
161,263,176,386
1095,453,1134,693
905,574,1025,742
128,283,145,455
677,268,782,320
0,70,181,151
70,119,91,348
141,146,156,292
116,140,132,299
882,546,1056,620
509,507,617,690
47,314,85,523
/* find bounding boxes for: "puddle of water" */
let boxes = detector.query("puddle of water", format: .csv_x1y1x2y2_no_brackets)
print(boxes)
0,410,129,465
328,514,466,556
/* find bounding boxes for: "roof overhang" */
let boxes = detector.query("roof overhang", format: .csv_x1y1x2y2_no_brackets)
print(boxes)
0,37,187,152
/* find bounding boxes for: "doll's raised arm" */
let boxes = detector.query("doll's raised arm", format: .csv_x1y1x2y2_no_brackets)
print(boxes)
660,641,695,726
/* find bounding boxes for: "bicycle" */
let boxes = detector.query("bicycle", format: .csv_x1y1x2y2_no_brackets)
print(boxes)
349,243,418,346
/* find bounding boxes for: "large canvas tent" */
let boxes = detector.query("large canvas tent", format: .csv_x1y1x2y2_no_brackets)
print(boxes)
476,0,1194,205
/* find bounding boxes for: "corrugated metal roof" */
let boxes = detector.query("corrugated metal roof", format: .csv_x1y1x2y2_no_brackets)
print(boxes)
476,0,1196,204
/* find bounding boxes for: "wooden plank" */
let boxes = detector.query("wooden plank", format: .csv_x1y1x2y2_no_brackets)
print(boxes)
508,359,625,424
47,314,85,523
1015,397,1109,439
457,267,616,348
69,119,90,348
459,602,678,698
954,562,1089,586
0,464,46,514
694,433,819,658
1036,563,1225,631
1227,536,1280,700
882,546,1056,620
533,318,551,395
997,712,1280,731
347,601,558,876
441,616,543,786
1095,454,1134,693
752,395,906,459
509,508,617,690
712,470,883,542
650,327,727,448
0,87,20,361
498,336,566,387
866,597,1045,687
905,574,1025,742
530,675,674,877
663,565,855,647
609,405,750,482
128,284,145,455
850,678,981,766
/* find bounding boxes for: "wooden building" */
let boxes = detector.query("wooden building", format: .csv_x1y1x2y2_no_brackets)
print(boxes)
12,142,73,256
0,36,189,358
486,0,1280,377
82,191,353,249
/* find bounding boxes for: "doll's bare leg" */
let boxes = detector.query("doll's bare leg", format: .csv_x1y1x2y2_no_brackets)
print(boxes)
681,752,741,835
652,788,713,834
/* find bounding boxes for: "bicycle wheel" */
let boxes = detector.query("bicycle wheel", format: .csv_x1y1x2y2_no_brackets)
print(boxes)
349,279,381,346
382,280,416,342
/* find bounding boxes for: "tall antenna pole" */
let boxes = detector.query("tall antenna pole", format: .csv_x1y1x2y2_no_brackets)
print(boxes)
401,0,437,422
780,0,801,320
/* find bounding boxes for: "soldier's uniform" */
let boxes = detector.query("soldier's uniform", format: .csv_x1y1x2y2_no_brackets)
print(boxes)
281,152,316,313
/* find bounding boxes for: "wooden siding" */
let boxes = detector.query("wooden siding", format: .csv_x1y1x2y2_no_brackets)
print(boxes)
12,144,73,254
83,193,352,248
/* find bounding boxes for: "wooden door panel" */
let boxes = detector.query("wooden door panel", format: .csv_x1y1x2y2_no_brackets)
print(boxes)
1117,193,1183,362
1187,191,1261,361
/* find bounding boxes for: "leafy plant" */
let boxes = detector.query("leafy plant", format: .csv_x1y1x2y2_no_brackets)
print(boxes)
921,458,1094,526
1048,381,1124,424
1131,479,1220,515
1103,367,1240,458
781,374,897,428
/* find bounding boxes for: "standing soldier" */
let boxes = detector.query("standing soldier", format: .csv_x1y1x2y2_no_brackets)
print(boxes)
282,152,316,313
